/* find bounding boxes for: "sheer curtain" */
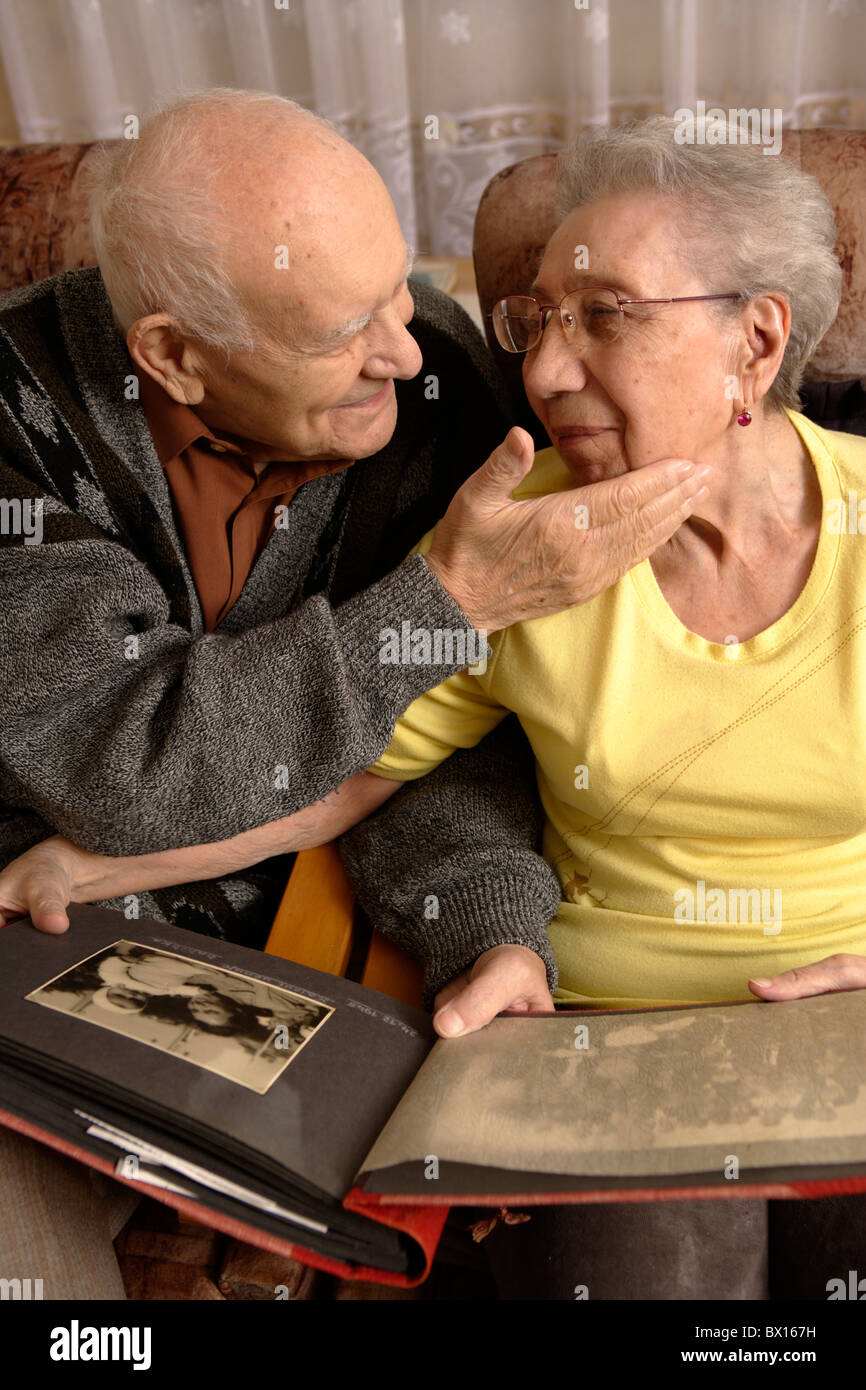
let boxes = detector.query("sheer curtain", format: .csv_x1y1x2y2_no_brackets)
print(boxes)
0,0,864,254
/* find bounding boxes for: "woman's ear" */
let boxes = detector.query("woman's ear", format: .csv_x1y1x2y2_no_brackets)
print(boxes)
741,293,791,406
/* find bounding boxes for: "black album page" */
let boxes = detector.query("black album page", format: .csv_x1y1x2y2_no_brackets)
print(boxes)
0,904,434,1203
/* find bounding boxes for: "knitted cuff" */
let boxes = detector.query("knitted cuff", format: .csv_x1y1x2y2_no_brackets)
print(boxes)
332,553,489,716
406,863,562,1011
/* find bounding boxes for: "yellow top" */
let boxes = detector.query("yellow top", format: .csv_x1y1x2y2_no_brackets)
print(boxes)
369,409,866,1008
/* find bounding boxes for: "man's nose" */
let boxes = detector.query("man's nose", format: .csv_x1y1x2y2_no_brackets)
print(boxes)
366,311,423,381
523,315,590,397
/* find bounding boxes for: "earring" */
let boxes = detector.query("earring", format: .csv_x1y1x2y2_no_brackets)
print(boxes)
736,406,752,427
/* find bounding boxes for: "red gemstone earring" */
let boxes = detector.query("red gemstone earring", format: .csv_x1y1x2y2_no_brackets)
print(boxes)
737,407,752,426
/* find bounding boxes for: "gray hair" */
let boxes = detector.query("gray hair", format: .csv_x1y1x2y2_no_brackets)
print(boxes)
554,116,843,409
88,88,336,360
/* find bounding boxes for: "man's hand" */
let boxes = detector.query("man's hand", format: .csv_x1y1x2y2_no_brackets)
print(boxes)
0,771,404,933
424,426,710,633
749,954,866,1000
0,835,82,934
433,943,554,1038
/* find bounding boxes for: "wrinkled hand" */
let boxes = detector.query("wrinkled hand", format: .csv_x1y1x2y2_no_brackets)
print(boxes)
425,426,710,633
0,834,83,933
749,954,866,1001
433,943,554,1038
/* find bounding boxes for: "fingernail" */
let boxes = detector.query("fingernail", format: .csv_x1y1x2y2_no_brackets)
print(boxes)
694,464,712,481
675,460,696,476
750,978,772,989
437,1006,464,1036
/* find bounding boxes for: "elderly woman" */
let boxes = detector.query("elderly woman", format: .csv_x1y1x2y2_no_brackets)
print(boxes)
3,115,866,1300
368,116,865,1012
346,114,866,1298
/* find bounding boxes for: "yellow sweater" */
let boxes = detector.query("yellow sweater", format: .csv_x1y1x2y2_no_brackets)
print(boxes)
369,409,866,1008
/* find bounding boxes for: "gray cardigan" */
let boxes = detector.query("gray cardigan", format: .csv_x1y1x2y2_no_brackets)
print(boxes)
0,266,560,1004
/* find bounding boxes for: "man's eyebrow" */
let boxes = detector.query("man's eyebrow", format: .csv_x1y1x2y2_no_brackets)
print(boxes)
314,311,371,350
314,244,415,348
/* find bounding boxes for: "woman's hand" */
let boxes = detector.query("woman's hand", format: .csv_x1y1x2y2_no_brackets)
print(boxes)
433,944,554,1038
749,954,866,1000
0,835,85,933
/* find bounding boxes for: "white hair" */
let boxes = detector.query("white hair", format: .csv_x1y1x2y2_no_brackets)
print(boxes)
555,116,843,409
87,88,338,360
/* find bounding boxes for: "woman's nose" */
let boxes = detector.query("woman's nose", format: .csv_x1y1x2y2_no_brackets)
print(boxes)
523,314,590,397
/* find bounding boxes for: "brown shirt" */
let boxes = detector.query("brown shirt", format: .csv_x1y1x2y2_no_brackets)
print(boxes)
136,369,353,631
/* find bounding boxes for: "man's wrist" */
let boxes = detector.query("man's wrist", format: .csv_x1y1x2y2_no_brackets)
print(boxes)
422,551,493,634
71,846,145,902
37,836,94,902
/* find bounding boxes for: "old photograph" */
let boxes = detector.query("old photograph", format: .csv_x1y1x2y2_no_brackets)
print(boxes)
363,993,866,1181
26,940,333,1094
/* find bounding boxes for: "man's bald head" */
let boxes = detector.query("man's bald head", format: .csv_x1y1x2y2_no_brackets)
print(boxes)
104,88,422,464
89,87,388,359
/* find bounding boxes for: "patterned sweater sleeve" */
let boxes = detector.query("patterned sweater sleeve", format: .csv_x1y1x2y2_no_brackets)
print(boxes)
0,468,478,857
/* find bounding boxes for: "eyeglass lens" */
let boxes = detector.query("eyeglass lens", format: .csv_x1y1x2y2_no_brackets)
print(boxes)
494,288,624,352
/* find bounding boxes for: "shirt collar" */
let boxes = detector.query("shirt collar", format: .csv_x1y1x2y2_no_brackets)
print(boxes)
135,366,356,484
136,365,241,467
135,365,351,480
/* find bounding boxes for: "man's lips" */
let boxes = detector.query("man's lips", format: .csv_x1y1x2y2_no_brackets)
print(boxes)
337,381,394,410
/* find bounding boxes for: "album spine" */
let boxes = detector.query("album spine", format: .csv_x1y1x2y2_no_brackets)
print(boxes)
0,1107,444,1288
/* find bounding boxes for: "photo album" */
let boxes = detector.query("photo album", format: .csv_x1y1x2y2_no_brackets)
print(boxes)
1,903,865,1287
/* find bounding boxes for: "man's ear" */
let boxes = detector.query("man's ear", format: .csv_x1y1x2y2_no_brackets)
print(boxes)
127,314,206,407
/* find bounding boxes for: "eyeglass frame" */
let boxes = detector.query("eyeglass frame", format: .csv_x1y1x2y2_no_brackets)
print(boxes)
490,286,744,353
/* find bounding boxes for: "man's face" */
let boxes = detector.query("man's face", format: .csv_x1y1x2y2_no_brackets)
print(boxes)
188,171,423,462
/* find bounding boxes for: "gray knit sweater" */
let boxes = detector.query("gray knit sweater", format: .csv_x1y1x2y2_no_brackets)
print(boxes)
0,266,560,1001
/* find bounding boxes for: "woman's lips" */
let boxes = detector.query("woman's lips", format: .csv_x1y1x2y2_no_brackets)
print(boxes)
554,426,616,439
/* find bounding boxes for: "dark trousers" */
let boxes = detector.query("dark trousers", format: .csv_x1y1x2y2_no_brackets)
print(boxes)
460,1195,866,1300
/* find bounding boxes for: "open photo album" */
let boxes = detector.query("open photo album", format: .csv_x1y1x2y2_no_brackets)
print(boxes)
1,904,865,1287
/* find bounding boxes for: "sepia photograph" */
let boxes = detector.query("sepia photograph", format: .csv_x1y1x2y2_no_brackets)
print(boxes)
26,940,333,1094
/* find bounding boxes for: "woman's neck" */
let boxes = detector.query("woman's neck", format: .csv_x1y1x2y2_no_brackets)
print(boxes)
667,408,822,567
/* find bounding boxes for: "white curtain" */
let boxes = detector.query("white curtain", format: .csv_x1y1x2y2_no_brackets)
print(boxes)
1,0,864,255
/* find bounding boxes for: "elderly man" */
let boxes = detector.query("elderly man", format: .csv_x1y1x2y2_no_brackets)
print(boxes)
0,88,701,1298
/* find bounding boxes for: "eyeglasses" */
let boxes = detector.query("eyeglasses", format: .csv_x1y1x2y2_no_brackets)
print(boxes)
490,286,743,353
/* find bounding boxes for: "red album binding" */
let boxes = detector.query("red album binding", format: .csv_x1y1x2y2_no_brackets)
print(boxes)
6,1105,866,1293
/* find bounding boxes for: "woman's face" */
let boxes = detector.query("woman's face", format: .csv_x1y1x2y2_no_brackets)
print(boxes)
105,987,148,1011
187,996,233,1027
523,192,741,482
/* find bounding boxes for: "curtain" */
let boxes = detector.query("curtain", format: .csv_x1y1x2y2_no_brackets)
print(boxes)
0,0,864,255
